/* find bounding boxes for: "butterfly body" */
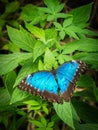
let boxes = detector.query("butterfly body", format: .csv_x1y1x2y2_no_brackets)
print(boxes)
18,60,87,103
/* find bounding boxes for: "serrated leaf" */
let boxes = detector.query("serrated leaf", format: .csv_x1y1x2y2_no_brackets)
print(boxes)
53,22,62,30
14,58,37,87
0,88,11,111
10,87,29,104
33,41,46,61
26,25,45,42
0,53,33,75
44,48,57,70
65,27,79,39
70,3,93,26
7,26,35,52
62,38,98,54
44,0,64,13
63,17,73,27
53,102,75,129
73,52,98,68
4,71,17,95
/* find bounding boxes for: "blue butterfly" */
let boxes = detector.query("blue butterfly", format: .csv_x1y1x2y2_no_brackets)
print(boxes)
18,60,87,103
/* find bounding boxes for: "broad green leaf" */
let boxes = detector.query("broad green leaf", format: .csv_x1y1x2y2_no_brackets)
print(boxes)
44,48,57,70
0,53,33,75
73,52,98,68
53,22,62,30
59,30,65,40
70,3,93,27
65,27,79,39
7,26,35,52
4,71,17,95
33,41,46,61
0,88,11,111
62,38,98,54
20,4,38,21
10,87,29,104
30,120,43,127
5,1,19,14
14,58,37,87
77,75,96,88
8,42,20,52
74,89,96,102
72,100,98,123
44,0,64,13
93,86,98,102
54,102,75,129
26,25,45,42
41,117,47,127
75,123,98,130
63,17,73,27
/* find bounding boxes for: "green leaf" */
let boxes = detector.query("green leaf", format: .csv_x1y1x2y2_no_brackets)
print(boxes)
7,26,35,52
30,120,43,127
77,75,96,88
54,102,75,129
70,3,93,26
5,1,19,14
14,58,37,87
10,87,29,104
72,100,98,123
0,53,33,75
44,48,57,70
73,52,98,68
4,71,17,95
65,27,79,39
26,25,45,42
20,4,38,21
33,41,46,61
62,38,98,54
54,22,62,30
75,123,98,130
0,88,11,112
63,17,73,27
44,0,64,13
93,86,98,102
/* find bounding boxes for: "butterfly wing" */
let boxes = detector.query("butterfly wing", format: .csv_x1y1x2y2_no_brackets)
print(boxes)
19,71,62,103
56,60,87,101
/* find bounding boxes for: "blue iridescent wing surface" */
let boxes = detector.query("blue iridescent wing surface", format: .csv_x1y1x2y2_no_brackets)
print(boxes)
56,60,79,93
26,71,58,94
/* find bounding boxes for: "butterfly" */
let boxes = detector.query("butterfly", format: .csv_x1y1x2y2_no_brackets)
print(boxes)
18,60,87,103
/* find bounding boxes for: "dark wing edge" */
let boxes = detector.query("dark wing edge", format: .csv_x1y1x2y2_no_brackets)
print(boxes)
18,78,63,104
60,60,87,101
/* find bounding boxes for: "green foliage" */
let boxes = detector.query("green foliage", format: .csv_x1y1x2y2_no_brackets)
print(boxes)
0,0,98,130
